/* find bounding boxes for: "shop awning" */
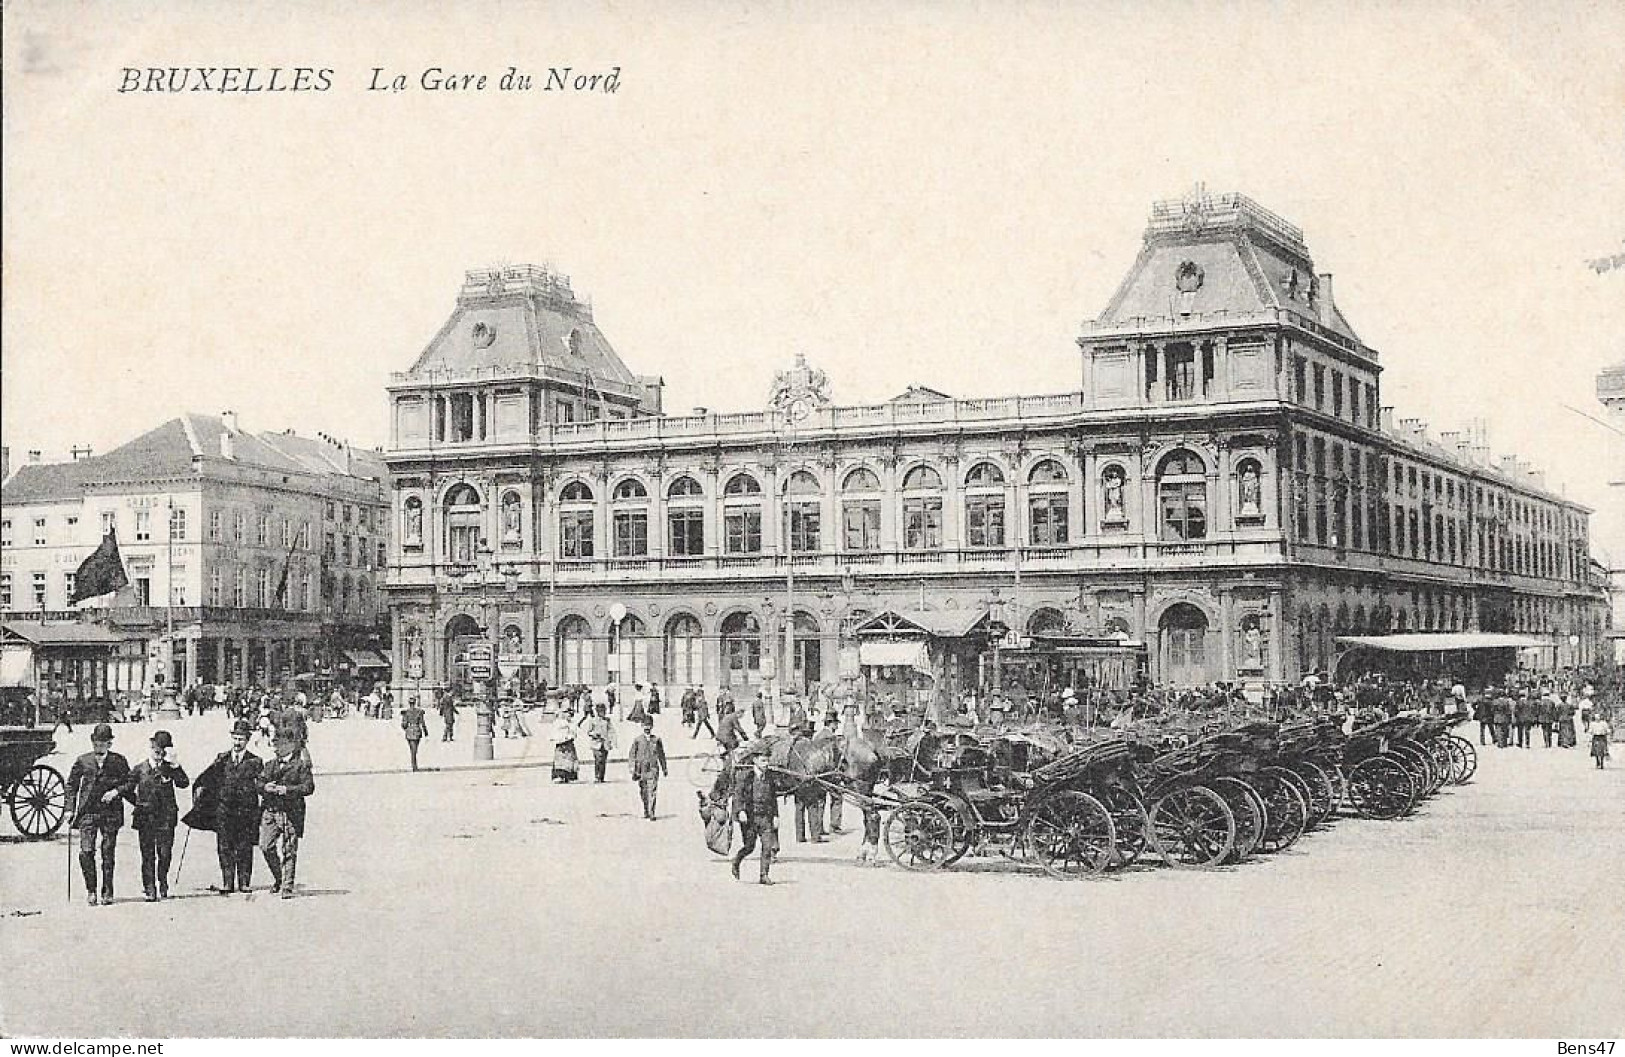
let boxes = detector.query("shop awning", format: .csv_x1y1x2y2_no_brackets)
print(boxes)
1335,633,1549,653
0,621,122,647
859,640,933,675
855,609,992,639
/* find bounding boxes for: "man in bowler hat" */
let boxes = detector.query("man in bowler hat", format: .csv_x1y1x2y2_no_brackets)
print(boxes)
730,745,779,885
198,719,263,893
627,714,668,820
129,729,189,901
65,723,135,905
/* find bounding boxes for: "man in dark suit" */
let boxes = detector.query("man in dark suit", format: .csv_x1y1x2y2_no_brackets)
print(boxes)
258,733,316,898
129,729,190,901
65,723,135,905
730,747,779,885
627,714,668,820
197,719,263,894
400,697,429,772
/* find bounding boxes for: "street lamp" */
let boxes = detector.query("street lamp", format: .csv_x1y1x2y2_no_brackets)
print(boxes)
468,540,502,762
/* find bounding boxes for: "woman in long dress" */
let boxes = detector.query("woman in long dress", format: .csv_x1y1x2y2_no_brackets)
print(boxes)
551,714,580,782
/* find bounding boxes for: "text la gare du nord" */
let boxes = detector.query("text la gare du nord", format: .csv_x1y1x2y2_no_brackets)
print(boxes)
115,66,619,94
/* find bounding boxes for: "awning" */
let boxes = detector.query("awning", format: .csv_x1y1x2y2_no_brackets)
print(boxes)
1335,633,1550,653
859,640,933,675
0,621,122,647
855,609,992,638
342,649,390,668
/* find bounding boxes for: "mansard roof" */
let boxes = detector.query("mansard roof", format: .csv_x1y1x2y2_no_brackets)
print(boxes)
404,265,640,387
1095,190,1364,349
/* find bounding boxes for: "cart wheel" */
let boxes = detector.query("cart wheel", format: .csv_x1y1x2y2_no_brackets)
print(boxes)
1388,743,1436,797
1251,770,1307,853
926,793,976,866
1284,761,1335,828
1097,784,1148,868
1426,738,1455,789
9,764,67,838
1346,756,1416,819
1147,785,1235,868
1445,734,1477,784
1024,790,1116,879
1208,776,1264,861
882,801,956,871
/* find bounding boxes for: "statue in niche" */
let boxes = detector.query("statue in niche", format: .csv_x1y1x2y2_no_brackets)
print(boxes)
504,625,523,654
1241,617,1264,670
501,494,522,541
404,500,423,543
1103,467,1126,520
1239,464,1262,515
405,625,425,670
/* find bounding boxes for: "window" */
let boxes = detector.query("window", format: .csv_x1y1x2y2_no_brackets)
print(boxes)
0,519,10,546
63,572,75,603
557,400,577,424
666,614,703,685
668,476,703,499
669,508,705,556
1331,372,1344,417
233,569,246,608
171,568,187,606
67,514,78,528
964,462,1006,547
841,467,882,551
1312,363,1325,409
721,612,762,687
133,578,151,607
325,501,336,520
377,542,387,569
1165,344,1197,401
445,483,483,565
281,518,292,548
325,532,337,561
1349,382,1361,426
300,573,312,611
613,510,649,557
210,569,223,606
233,513,245,542
209,510,221,541
1157,450,1208,541
166,508,185,540
557,616,593,684
255,515,269,547
900,465,944,551
0,573,10,608
1028,460,1070,546
344,504,354,525
134,510,153,542
725,508,762,554
34,518,47,545
784,471,821,553
32,572,46,609
1294,356,1308,403
257,569,270,608
724,473,761,497
101,511,116,537
560,511,594,558
343,535,353,566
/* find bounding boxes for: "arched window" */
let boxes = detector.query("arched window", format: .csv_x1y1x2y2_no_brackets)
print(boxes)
785,471,822,553
556,616,593,685
1027,607,1067,635
1157,450,1208,541
789,612,822,690
444,484,482,565
724,473,761,496
1160,603,1211,685
402,495,424,547
667,476,703,499
609,614,649,683
559,481,594,559
667,476,705,556
723,473,762,554
721,611,762,687
964,462,1005,548
901,464,943,550
499,490,523,547
1028,460,1070,546
842,467,882,552
612,479,649,558
665,614,703,686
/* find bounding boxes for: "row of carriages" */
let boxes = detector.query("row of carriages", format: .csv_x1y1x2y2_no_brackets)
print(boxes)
870,714,1476,876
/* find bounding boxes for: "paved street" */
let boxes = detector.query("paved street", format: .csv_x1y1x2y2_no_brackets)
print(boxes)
2,710,1622,1038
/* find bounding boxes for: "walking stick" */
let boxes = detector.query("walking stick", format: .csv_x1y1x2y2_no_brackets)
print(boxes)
173,825,191,890
67,822,74,904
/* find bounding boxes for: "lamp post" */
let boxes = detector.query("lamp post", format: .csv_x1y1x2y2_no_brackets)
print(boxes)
467,540,506,762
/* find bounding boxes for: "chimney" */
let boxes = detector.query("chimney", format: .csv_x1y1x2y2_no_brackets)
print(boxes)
342,440,353,475
71,446,93,462
221,410,239,434
1316,273,1335,325
28,449,43,464
1379,407,1395,433
691,406,709,417
221,430,235,460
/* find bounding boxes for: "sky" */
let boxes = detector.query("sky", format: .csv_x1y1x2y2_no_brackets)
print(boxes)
4,1,1623,543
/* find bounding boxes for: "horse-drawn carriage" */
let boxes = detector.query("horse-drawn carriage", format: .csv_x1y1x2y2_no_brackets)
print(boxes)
0,725,68,838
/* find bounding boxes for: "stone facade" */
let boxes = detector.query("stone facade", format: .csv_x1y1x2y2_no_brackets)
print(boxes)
384,195,1607,698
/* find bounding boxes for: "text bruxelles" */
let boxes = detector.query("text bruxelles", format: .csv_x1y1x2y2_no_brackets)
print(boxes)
118,67,335,93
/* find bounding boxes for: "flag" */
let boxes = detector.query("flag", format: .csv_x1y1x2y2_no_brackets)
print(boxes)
70,530,129,604
272,534,299,607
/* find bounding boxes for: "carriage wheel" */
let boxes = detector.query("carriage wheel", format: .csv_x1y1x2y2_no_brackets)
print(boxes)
882,801,956,871
1208,777,1265,861
1251,771,1308,853
1024,790,1116,879
927,793,977,866
1446,734,1477,784
1426,739,1455,789
1097,784,1148,868
1280,763,1333,828
9,764,68,838
1147,785,1235,868
1388,743,1437,797
1346,756,1416,819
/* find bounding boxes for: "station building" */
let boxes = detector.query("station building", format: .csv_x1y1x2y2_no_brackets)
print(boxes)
382,192,1607,703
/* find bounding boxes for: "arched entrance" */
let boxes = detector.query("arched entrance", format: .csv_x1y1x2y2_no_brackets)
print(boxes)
1159,603,1211,686
444,614,485,690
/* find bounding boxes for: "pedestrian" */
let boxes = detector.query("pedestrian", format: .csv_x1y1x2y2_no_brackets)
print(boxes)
680,687,696,727
715,700,747,758
551,713,581,783
1491,692,1512,748
401,696,429,772
729,746,779,885
1514,691,1532,749
691,688,715,739
627,714,668,820
1588,713,1612,769
436,691,456,741
272,694,312,766
198,719,263,894
647,684,662,716
1474,695,1494,745
257,733,316,898
582,704,615,783
813,714,846,834
751,692,768,738
1539,691,1559,749
1557,694,1579,749
65,723,135,906
129,730,190,901
787,695,807,733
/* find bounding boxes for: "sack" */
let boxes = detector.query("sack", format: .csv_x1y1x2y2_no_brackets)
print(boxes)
703,805,733,855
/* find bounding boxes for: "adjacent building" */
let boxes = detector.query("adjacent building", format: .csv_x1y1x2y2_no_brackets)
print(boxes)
1,413,389,704
382,192,1608,702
